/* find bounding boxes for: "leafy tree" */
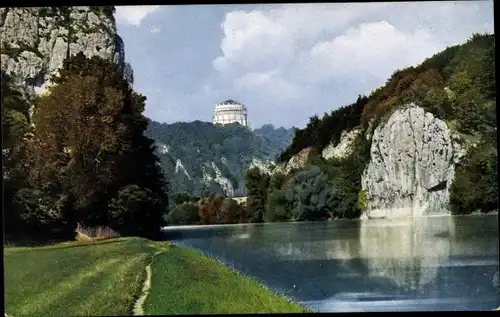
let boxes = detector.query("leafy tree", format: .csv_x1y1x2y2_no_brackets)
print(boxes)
356,189,369,213
170,192,193,206
166,202,200,225
244,168,270,222
16,53,168,236
281,165,336,221
220,198,249,224
422,87,452,119
264,190,291,222
450,139,497,214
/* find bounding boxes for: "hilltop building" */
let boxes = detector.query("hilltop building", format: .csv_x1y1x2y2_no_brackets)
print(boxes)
212,100,248,127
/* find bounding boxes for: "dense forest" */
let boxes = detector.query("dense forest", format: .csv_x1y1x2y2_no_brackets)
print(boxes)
3,53,168,238
259,32,497,222
145,120,295,197
164,33,496,226
3,33,496,231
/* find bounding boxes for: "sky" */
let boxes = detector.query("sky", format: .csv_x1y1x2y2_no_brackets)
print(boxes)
115,1,494,129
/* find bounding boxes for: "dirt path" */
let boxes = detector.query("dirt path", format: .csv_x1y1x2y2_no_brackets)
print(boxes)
133,251,164,316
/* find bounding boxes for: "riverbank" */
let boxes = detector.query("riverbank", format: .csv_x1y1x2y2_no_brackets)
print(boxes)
4,237,307,316
143,245,309,314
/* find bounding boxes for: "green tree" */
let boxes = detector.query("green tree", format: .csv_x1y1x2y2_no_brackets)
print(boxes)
244,167,270,222
264,190,291,222
165,202,200,225
1,71,32,232
221,198,248,224
16,53,168,236
450,140,497,214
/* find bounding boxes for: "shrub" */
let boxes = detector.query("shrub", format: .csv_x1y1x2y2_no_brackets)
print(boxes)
108,184,163,235
166,202,200,225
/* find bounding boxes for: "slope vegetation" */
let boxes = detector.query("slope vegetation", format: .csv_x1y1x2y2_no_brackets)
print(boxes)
146,120,295,197
246,33,496,221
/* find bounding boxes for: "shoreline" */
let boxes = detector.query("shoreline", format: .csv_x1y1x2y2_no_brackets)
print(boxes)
162,211,499,230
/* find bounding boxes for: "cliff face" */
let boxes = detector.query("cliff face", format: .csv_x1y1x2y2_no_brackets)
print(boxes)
0,6,125,94
321,128,361,160
361,104,466,219
273,146,315,175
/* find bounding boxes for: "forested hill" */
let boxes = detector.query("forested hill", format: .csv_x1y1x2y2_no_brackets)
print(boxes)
280,33,495,164
243,33,496,223
145,120,295,197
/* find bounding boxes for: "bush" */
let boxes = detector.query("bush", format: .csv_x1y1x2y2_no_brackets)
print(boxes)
450,140,497,214
166,202,200,225
264,190,292,222
281,165,336,221
108,184,163,235
356,189,369,213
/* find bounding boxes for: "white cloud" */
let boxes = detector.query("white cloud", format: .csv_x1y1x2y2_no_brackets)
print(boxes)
208,1,493,126
300,21,439,82
115,5,162,26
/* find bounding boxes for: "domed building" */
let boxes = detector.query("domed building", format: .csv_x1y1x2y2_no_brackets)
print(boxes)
212,100,248,127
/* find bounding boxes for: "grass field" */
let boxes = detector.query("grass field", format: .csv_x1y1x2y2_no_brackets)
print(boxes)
4,237,309,316
4,237,168,317
143,245,309,314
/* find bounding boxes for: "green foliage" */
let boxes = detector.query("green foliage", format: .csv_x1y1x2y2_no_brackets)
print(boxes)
2,71,33,232
197,194,248,225
244,168,270,223
1,71,30,150
146,120,294,197
170,192,199,206
166,202,200,225
263,190,291,222
279,95,368,163
450,139,497,214
12,189,72,232
220,198,248,224
356,190,368,213
108,184,163,234
272,32,496,220
281,165,336,221
11,53,168,236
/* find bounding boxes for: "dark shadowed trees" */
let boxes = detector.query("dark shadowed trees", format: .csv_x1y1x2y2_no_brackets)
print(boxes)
13,53,168,237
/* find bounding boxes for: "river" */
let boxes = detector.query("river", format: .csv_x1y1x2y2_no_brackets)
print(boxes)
161,215,499,312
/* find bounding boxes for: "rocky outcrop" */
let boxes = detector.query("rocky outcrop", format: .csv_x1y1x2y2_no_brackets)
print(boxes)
322,128,361,160
361,104,465,219
249,157,274,174
202,162,235,197
273,146,315,175
1,6,126,95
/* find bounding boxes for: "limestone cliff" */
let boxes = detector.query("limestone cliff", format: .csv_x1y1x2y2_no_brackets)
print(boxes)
322,128,361,160
273,146,315,175
1,6,126,94
361,104,466,219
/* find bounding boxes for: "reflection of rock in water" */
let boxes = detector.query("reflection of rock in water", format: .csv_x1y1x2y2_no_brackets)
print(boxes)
272,239,361,261
359,216,455,292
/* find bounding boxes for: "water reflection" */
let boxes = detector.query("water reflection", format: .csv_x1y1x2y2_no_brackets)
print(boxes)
162,215,499,312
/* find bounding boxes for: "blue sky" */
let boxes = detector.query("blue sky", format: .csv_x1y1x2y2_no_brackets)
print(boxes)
115,1,494,129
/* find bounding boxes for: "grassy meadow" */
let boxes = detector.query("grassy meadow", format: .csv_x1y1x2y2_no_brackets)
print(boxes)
4,237,309,316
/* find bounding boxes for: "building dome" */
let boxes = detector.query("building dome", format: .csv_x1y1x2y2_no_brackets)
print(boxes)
212,100,248,127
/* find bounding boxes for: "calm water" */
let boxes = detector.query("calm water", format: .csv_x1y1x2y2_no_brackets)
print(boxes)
161,215,499,312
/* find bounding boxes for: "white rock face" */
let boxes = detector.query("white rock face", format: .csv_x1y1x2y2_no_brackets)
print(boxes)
174,159,191,180
0,7,125,93
249,157,274,174
156,142,170,154
322,128,361,160
361,104,465,218
273,146,314,175
202,162,235,196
